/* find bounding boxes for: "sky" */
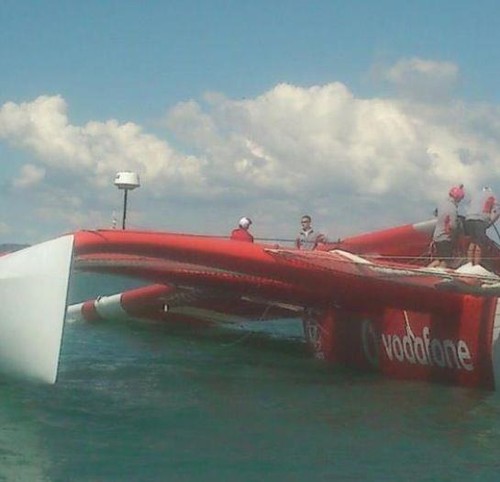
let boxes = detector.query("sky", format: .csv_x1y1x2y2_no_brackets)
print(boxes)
1,0,500,244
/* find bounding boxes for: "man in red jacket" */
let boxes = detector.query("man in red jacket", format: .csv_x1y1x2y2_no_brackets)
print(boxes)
230,217,254,242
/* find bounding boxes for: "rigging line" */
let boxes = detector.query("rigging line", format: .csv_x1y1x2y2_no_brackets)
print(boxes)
117,225,301,244
288,251,500,276
255,237,296,243
220,306,278,348
219,328,255,348
361,252,500,261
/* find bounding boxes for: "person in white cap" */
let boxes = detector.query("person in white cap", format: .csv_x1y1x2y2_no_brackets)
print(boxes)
230,217,254,242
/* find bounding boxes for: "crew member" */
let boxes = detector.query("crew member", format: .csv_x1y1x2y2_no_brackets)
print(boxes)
296,215,326,250
465,186,500,266
230,217,254,242
428,185,465,268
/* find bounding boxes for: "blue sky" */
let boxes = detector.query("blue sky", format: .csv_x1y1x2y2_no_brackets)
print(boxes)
1,0,500,242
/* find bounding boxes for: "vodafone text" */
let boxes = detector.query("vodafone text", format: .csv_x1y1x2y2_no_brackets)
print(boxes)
362,320,473,371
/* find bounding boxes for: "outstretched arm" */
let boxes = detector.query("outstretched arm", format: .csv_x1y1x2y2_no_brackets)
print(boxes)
312,233,327,250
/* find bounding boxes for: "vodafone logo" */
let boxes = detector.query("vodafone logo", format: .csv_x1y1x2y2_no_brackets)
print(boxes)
362,320,474,371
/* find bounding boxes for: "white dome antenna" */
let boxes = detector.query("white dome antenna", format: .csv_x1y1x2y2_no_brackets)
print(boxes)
114,171,140,190
114,171,140,229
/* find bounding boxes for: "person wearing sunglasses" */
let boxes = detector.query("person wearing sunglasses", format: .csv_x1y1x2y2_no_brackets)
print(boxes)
296,215,325,250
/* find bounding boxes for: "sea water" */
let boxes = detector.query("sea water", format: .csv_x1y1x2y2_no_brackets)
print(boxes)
1,275,500,481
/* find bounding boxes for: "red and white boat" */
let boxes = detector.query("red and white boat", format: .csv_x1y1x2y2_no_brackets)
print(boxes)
3,218,500,389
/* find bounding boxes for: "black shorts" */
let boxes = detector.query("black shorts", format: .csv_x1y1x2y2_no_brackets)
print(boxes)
465,219,489,244
434,240,452,260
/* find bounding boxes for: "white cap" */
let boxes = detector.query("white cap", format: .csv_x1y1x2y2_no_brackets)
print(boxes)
238,217,252,229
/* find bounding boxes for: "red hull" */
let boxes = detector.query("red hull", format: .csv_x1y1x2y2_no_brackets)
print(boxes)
304,298,498,389
70,222,500,390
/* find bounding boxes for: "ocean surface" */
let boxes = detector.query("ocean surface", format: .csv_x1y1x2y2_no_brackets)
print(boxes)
2,273,500,481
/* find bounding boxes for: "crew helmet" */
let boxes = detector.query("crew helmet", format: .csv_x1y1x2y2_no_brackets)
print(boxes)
449,185,465,202
238,217,252,229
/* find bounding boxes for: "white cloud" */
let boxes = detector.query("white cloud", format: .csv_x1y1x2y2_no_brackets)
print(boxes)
384,57,459,102
165,81,477,201
2,58,500,240
386,58,458,84
0,96,206,193
12,164,46,188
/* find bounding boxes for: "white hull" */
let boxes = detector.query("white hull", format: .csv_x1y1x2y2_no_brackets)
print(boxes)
0,235,73,383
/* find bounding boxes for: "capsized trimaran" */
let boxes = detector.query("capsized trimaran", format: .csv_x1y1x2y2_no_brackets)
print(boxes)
4,218,500,389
